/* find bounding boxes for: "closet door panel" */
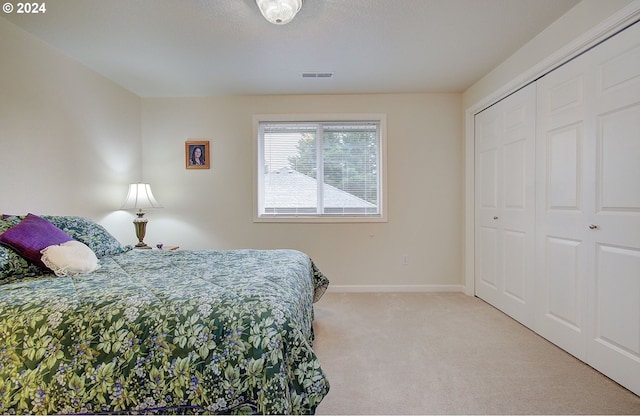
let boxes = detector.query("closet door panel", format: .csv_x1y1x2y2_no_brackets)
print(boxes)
477,226,498,289
536,51,591,359
599,105,640,211
504,140,526,209
476,118,501,305
593,244,640,395
545,237,583,333
595,244,640,356
503,229,527,302
478,150,498,209
475,83,536,328
547,124,582,210
587,21,640,395
537,21,640,394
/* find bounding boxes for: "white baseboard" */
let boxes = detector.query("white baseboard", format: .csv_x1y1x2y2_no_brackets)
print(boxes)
326,284,465,293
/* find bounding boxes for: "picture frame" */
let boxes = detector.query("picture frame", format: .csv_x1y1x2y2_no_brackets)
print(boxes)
185,140,210,169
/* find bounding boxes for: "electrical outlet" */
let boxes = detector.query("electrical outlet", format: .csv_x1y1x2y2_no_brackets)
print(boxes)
402,254,409,265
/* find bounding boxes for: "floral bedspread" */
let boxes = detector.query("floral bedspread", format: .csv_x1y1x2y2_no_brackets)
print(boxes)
0,249,330,414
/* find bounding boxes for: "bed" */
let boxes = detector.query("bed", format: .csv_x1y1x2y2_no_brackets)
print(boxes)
0,214,330,414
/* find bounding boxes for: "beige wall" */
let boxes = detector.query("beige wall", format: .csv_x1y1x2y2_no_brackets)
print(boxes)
463,0,635,110
141,94,464,289
0,16,464,290
0,18,141,243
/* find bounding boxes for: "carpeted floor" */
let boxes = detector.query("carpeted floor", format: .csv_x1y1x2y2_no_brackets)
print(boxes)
312,292,640,415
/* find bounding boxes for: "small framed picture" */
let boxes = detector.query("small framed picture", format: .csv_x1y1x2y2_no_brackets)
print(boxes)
185,140,210,169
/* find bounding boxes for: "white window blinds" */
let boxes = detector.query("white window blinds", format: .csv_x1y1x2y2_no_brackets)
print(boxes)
257,119,384,220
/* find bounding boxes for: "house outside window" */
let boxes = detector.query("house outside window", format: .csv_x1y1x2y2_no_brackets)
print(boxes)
254,114,387,222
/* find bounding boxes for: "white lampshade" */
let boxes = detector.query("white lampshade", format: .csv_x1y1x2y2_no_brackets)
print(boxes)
256,0,302,25
121,183,162,210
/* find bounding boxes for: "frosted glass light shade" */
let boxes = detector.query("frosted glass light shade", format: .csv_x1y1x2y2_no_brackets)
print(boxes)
256,0,302,25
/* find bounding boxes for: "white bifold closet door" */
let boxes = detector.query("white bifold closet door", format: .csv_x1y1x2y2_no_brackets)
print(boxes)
475,83,536,329
536,21,640,394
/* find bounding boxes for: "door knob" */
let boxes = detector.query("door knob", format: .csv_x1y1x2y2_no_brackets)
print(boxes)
589,224,599,230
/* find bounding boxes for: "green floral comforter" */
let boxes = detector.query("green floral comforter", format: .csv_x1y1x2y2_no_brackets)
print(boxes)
0,249,330,414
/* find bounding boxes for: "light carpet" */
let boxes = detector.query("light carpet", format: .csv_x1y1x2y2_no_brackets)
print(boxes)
312,292,640,415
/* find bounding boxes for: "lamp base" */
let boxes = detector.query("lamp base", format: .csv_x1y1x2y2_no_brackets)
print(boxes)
133,210,152,249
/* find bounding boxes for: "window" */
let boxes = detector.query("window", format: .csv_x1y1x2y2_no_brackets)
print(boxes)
255,114,387,222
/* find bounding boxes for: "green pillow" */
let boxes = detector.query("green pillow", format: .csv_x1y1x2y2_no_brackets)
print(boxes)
42,216,132,258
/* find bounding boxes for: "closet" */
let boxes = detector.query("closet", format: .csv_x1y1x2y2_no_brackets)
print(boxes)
475,21,640,395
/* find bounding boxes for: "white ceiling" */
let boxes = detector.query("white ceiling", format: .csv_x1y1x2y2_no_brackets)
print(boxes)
2,0,580,97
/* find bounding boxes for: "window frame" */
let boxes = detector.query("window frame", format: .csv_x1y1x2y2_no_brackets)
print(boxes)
253,113,388,223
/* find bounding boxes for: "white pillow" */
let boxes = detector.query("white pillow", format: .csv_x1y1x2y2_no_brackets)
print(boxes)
41,240,99,277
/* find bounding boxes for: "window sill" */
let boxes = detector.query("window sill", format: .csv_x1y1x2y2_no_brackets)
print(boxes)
254,215,388,223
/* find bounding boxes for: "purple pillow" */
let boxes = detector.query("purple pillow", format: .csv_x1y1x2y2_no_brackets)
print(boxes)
0,213,73,268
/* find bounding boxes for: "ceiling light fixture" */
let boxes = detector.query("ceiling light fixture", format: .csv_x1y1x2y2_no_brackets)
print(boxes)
256,0,302,25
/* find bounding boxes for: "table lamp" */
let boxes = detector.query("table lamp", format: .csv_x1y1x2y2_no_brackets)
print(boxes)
121,183,162,249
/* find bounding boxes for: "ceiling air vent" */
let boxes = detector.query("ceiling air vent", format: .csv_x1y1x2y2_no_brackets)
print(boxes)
301,72,334,79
